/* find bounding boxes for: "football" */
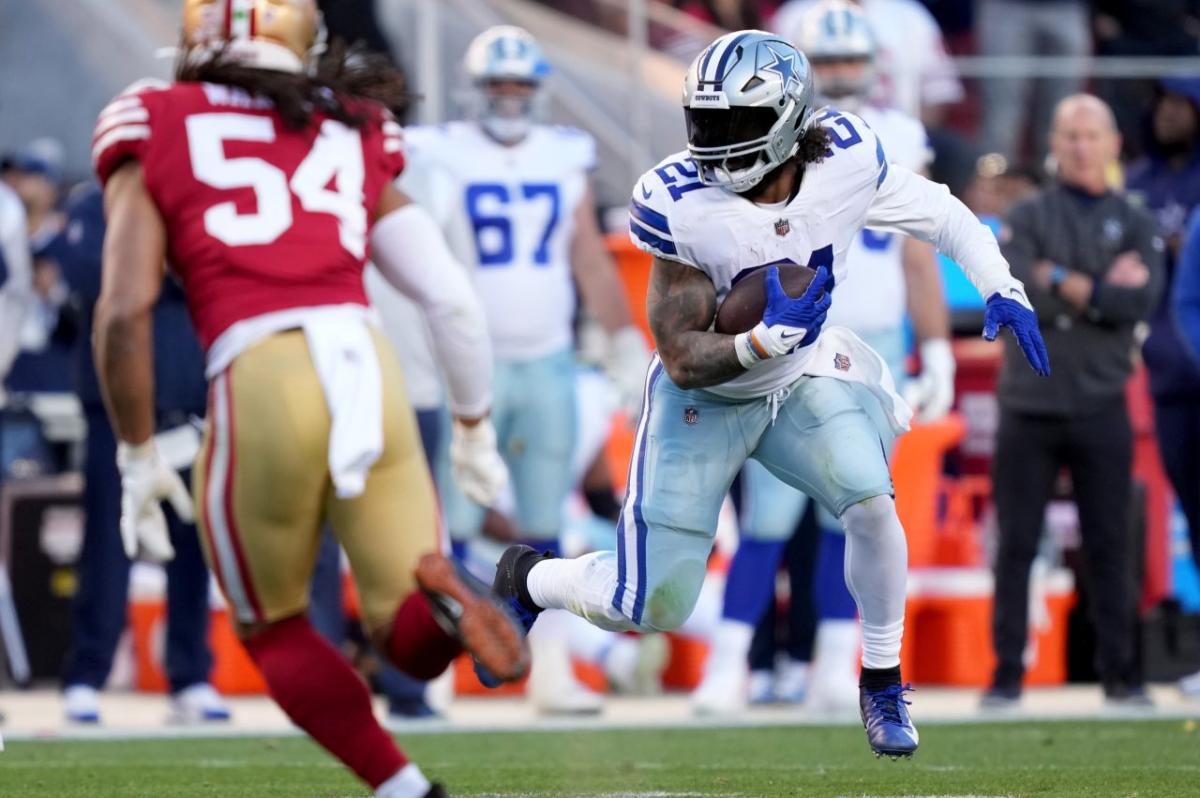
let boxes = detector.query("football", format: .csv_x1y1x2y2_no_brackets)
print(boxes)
713,262,821,335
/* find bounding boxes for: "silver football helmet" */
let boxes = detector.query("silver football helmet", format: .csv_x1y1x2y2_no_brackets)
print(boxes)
794,1,876,111
462,25,551,143
683,30,816,193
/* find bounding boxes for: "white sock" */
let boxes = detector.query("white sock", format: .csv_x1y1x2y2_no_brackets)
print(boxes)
526,552,634,631
840,496,907,670
708,619,754,668
375,763,430,798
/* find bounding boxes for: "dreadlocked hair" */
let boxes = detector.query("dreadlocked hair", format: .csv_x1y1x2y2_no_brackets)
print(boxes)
796,123,831,166
175,38,412,129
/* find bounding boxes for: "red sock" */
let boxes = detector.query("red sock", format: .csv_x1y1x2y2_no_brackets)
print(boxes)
386,591,462,680
243,615,406,789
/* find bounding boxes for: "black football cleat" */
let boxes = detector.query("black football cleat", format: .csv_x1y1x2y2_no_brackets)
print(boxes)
414,553,530,684
860,683,919,759
474,544,552,688
423,784,449,798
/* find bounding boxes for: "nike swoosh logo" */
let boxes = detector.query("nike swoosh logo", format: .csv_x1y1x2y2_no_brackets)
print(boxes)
779,330,803,342
641,183,652,200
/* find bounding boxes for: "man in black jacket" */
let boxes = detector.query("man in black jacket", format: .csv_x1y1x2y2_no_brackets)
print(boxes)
985,94,1165,707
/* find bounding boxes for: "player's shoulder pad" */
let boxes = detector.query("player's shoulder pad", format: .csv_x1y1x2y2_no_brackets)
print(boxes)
401,121,470,165
92,78,172,186
628,151,704,265
879,108,932,172
814,107,889,189
546,125,597,172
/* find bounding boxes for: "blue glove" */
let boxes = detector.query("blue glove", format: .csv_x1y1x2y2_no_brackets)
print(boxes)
734,265,833,367
983,288,1051,376
764,264,834,344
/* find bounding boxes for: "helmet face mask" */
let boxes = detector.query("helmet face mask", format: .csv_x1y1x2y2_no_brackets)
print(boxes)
462,26,550,144
683,31,816,193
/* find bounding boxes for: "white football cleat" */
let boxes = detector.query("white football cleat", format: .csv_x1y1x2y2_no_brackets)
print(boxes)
169,683,232,724
64,684,101,724
773,657,810,704
1180,668,1200,698
692,619,753,716
748,669,776,704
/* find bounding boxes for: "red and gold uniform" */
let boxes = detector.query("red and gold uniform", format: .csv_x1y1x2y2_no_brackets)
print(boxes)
93,79,435,634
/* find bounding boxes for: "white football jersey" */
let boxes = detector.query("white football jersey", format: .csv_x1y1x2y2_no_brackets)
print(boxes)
402,122,595,360
825,105,932,333
630,109,956,399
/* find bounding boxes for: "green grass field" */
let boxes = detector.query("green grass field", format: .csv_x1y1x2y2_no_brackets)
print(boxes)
1,720,1197,797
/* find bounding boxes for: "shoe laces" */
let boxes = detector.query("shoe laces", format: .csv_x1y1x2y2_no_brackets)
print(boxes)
868,683,914,725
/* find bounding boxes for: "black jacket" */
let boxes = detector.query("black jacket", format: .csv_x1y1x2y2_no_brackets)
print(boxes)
996,182,1165,416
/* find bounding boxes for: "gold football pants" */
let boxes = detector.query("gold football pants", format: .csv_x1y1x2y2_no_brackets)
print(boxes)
192,329,439,635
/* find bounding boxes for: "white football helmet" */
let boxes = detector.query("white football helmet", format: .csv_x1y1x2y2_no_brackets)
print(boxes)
683,30,817,193
794,0,877,111
462,26,551,144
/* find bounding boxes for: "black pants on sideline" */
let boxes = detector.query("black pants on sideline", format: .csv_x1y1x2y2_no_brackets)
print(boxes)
1153,397,1200,568
990,398,1139,690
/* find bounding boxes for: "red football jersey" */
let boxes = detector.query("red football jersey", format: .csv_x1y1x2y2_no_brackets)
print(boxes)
92,79,405,350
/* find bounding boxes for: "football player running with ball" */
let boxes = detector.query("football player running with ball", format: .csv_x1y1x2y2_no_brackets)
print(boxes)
491,30,1049,758
92,2,526,796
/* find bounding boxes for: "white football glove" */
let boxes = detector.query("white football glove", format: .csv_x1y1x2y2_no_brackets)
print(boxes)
904,338,956,424
607,326,651,417
116,440,194,563
449,418,509,507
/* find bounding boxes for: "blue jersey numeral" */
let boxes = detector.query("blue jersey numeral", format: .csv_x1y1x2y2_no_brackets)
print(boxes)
465,182,561,267
654,159,705,202
825,113,863,150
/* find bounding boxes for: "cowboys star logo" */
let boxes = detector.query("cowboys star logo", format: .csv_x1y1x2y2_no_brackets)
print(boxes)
762,45,803,97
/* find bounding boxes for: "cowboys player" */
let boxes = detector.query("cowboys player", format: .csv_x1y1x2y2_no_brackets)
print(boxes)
400,26,648,712
694,0,957,715
493,30,1049,757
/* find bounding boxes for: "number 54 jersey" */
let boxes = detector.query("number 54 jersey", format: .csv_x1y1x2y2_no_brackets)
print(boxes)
92,80,405,352
401,122,595,360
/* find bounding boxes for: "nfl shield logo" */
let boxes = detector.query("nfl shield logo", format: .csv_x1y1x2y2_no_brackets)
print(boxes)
683,406,700,425
834,353,851,372
774,218,790,237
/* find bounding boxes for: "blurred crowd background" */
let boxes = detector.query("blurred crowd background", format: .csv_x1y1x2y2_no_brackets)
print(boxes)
1,0,1199,723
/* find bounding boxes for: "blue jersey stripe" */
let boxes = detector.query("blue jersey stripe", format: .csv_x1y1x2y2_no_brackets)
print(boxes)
630,363,666,627
874,135,889,187
629,199,670,236
630,220,678,256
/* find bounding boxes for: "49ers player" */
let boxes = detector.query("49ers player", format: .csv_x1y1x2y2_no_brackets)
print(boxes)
92,2,525,796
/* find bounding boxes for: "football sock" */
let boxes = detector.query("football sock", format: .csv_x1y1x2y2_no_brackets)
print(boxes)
840,496,906,670
814,527,857,620
386,591,462,680
375,763,432,798
859,664,902,691
527,552,633,631
721,539,786,625
243,615,407,789
707,619,755,669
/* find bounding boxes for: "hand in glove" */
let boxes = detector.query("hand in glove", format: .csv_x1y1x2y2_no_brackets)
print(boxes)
117,440,194,563
450,417,509,507
904,338,956,423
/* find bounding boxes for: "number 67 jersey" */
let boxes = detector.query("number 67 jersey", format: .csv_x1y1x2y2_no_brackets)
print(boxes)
400,122,595,360
92,80,405,352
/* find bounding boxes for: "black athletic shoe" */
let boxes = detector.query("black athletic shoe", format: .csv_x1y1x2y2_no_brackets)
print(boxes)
474,545,552,688
423,784,449,798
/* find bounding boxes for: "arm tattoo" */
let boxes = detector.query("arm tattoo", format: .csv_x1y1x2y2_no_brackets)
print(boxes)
647,258,745,389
